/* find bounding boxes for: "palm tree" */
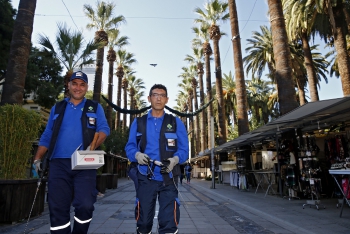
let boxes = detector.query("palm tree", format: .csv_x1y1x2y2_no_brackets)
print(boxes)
37,23,98,97
194,0,229,145
121,70,135,129
246,77,274,125
106,29,129,127
84,1,126,102
185,46,207,151
115,50,137,129
244,26,329,106
127,74,145,125
134,91,147,117
190,77,200,154
1,0,37,105
121,74,129,129
283,0,321,102
288,41,308,105
178,72,195,158
222,71,237,128
192,24,213,149
267,0,299,115
228,0,250,136
327,0,350,96
175,91,189,126
243,26,276,79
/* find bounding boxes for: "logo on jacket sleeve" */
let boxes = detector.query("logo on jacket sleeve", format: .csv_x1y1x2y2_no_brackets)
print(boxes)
167,124,173,130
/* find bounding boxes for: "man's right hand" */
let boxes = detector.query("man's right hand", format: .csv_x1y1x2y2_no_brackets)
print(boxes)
135,152,150,165
33,159,41,174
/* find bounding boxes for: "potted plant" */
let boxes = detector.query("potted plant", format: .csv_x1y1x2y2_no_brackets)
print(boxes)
96,166,107,194
0,104,42,223
103,128,129,186
105,154,118,189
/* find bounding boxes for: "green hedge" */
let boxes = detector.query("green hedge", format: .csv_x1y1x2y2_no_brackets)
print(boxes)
0,105,41,179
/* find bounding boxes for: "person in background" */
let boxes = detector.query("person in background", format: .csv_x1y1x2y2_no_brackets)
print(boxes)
125,84,189,234
179,164,185,184
32,71,110,234
185,162,192,184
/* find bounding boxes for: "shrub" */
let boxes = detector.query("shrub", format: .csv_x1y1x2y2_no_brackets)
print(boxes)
0,105,41,179
104,127,129,155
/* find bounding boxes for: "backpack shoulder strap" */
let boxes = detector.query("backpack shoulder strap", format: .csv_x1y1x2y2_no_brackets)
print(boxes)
137,114,148,153
54,100,67,115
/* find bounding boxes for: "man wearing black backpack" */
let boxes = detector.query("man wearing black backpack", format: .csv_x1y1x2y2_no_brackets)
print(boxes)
125,84,189,234
185,162,192,184
32,71,110,234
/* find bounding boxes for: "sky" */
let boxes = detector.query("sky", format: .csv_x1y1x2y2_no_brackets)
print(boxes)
11,0,344,108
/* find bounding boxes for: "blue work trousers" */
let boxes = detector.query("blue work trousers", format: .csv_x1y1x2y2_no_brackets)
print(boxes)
186,172,191,182
48,159,97,234
135,173,180,234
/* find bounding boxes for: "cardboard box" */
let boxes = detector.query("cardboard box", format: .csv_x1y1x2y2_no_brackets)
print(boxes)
71,149,105,170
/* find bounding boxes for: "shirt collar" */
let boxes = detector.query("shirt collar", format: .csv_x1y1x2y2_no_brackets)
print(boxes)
147,110,165,120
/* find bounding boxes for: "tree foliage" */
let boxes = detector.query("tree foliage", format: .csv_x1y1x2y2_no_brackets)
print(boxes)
0,0,16,81
104,128,129,155
24,47,64,109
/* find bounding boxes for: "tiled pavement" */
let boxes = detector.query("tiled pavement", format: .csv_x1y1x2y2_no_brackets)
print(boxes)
1,177,350,234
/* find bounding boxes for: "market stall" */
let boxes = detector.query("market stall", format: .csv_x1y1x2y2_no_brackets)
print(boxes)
207,97,350,204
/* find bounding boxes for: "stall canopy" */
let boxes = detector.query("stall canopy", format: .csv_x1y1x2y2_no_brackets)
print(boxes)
195,96,350,156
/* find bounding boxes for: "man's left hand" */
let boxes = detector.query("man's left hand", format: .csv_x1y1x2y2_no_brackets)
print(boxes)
160,156,179,174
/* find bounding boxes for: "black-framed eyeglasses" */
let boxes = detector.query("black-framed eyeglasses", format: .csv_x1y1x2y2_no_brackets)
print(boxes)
151,93,167,98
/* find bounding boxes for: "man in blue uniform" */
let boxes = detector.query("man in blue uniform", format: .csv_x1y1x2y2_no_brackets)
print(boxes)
184,162,192,184
125,84,189,234
33,71,110,234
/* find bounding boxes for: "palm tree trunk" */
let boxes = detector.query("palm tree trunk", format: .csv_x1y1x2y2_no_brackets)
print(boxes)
123,86,127,129
129,89,135,126
204,45,213,149
301,31,319,102
193,83,200,155
228,0,250,136
188,95,195,158
121,77,129,129
267,0,298,115
115,66,124,129
198,65,207,151
295,75,307,105
211,31,227,145
342,5,350,34
1,0,37,105
93,44,105,102
332,0,350,96
254,104,260,124
107,48,116,128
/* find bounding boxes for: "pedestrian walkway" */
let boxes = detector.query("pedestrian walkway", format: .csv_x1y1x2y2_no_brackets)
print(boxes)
1,177,350,233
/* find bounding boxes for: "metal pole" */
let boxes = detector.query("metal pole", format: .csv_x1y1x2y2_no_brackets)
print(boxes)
211,117,215,189
276,132,283,196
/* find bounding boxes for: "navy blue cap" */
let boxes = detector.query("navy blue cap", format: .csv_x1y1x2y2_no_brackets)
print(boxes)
70,71,88,83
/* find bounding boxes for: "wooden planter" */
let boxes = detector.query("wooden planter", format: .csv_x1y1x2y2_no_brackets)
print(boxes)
0,179,47,223
106,174,118,189
96,174,107,194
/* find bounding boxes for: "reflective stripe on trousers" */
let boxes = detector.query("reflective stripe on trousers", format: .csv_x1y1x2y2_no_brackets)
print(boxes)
50,221,70,232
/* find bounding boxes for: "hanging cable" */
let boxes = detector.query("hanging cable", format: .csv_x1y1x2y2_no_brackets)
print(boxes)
222,0,258,65
61,0,79,31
